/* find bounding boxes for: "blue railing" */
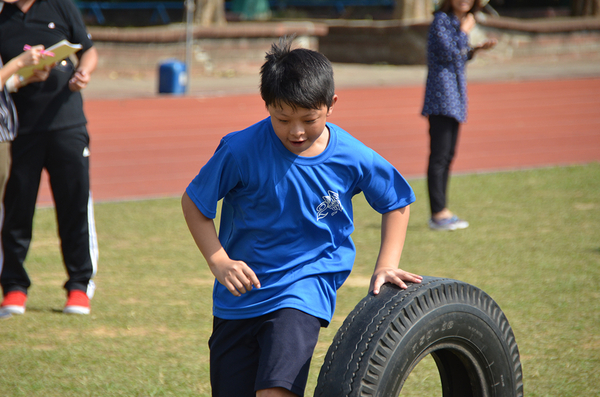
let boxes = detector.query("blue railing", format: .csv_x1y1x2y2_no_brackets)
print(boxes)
77,2,184,25
268,0,394,15
77,0,395,25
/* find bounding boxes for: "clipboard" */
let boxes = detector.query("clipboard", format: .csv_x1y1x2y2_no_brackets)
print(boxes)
17,40,83,79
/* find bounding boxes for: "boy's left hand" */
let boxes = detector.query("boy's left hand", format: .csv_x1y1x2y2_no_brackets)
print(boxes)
370,268,423,295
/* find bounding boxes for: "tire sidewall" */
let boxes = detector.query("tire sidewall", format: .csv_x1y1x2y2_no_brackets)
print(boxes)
374,304,516,397
315,279,523,397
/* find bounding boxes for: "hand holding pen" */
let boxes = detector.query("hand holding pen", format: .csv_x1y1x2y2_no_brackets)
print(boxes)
23,44,55,58
16,45,47,69
15,45,53,87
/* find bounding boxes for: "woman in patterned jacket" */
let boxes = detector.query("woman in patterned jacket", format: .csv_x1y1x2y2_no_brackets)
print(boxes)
422,0,496,231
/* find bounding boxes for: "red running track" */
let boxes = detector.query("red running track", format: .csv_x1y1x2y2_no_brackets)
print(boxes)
37,78,600,205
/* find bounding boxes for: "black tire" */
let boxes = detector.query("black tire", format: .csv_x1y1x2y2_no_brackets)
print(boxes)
314,276,523,397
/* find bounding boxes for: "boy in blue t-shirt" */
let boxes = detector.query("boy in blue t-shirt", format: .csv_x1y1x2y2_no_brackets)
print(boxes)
182,37,422,397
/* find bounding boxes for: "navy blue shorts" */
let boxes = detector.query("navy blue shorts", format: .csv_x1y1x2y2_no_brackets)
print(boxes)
209,308,324,397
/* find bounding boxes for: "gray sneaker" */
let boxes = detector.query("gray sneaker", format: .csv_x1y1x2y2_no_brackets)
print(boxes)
429,215,469,231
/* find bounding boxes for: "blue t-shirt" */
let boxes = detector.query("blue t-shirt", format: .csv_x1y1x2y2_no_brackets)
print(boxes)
422,11,471,123
186,117,415,323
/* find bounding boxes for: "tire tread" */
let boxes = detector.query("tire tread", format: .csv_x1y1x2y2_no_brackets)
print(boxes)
315,277,524,397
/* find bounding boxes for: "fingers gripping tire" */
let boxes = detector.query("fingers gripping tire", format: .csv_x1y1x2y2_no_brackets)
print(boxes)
314,277,524,397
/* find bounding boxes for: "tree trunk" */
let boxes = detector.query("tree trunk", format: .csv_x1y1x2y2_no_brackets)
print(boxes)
195,0,226,26
572,0,600,16
393,0,433,21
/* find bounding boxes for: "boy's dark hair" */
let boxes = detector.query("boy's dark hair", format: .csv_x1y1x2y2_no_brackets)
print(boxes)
260,36,335,110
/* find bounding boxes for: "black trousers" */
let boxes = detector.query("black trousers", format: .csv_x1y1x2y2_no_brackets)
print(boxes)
0,125,98,296
427,115,461,215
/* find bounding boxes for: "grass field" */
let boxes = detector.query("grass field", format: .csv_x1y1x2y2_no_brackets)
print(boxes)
1,164,598,396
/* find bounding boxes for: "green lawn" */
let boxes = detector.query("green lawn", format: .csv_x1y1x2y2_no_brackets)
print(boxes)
1,164,598,396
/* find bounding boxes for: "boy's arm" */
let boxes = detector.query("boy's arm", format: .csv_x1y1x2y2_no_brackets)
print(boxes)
181,192,261,296
370,206,422,295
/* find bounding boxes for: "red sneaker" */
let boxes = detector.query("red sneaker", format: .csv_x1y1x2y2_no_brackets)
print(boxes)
1,291,27,315
63,290,90,315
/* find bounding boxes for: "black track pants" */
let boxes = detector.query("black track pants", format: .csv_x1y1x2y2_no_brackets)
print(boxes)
0,125,98,296
427,115,460,215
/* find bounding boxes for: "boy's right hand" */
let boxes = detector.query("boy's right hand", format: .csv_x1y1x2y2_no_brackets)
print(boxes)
210,259,261,297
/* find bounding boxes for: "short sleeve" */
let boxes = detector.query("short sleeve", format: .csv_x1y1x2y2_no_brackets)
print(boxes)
57,0,94,52
359,151,415,213
185,139,244,219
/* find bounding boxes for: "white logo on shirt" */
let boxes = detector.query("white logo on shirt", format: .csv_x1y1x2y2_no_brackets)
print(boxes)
316,190,343,221
48,22,55,29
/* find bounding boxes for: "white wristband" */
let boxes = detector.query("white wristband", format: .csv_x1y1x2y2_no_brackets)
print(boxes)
5,75,19,93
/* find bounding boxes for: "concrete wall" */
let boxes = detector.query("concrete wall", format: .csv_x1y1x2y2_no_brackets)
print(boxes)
318,20,430,65
319,16,600,65
90,22,328,77
94,38,300,77
89,17,600,78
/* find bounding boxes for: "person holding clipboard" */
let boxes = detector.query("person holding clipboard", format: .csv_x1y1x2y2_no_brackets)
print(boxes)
0,0,99,316
0,45,51,320
0,44,50,200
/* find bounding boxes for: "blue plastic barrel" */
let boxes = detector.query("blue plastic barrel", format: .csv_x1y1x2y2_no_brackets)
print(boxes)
158,59,187,94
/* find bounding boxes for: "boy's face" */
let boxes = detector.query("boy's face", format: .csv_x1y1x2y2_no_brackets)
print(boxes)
268,96,337,157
